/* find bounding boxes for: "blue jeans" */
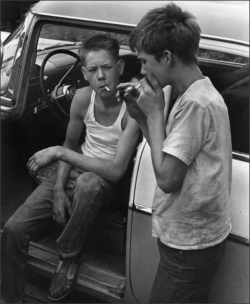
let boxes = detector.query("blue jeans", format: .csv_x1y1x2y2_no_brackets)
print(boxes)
149,238,226,303
1,167,117,303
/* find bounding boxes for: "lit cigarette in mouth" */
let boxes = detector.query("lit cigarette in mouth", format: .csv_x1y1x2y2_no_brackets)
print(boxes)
104,86,110,92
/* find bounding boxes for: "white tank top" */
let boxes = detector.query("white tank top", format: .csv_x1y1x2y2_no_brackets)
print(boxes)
81,90,126,160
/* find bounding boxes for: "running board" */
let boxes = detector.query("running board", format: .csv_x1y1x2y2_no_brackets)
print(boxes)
28,241,125,302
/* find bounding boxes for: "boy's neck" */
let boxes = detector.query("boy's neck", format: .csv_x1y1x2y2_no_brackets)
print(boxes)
96,92,119,109
173,64,204,96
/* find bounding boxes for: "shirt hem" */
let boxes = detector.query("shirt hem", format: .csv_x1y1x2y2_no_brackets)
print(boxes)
156,227,231,250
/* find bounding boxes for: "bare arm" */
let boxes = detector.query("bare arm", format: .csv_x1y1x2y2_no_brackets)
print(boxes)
56,113,140,183
54,89,88,190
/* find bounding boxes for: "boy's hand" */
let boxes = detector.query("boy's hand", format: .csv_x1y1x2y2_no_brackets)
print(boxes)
53,187,72,226
137,75,165,119
27,146,59,178
117,82,145,122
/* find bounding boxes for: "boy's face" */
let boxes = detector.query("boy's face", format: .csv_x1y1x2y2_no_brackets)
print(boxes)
137,50,171,88
81,50,124,96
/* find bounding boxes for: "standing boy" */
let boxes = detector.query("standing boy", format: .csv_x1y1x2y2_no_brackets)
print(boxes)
118,3,232,302
1,34,139,302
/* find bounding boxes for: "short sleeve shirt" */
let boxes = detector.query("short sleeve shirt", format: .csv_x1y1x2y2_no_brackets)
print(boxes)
152,77,232,250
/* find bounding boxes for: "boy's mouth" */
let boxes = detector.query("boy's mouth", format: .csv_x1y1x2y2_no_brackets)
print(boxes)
99,85,110,92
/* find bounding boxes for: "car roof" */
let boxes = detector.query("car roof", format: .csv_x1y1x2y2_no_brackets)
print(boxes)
32,1,249,43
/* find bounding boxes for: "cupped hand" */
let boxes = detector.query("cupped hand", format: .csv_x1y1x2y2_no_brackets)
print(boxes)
53,188,72,226
117,82,145,121
26,146,59,178
137,75,165,118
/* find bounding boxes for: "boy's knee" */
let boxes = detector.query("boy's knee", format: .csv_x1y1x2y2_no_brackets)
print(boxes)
75,172,103,194
2,216,26,241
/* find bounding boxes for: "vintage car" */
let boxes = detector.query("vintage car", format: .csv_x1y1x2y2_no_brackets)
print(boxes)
1,1,249,303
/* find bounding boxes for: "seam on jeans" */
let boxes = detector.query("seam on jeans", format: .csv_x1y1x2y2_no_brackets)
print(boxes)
170,255,184,303
59,181,104,255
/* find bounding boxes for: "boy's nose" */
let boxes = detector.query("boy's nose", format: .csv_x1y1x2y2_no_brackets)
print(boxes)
97,68,105,80
140,66,147,76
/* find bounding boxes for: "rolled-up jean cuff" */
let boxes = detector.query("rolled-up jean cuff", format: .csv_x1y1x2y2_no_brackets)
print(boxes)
58,244,83,258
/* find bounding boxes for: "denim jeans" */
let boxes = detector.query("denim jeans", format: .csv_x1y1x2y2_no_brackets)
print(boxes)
1,167,117,303
149,238,226,303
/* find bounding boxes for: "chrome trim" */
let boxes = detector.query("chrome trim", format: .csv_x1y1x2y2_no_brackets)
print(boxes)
134,204,152,214
0,105,13,112
201,34,249,47
232,152,249,163
228,233,249,246
128,139,147,209
33,12,135,28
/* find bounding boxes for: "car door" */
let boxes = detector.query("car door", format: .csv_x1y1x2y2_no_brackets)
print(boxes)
127,38,249,303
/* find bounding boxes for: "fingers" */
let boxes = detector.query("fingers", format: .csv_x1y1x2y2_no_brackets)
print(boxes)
123,91,137,105
116,82,135,103
27,157,38,178
65,200,72,217
146,74,162,95
53,210,66,226
116,82,135,90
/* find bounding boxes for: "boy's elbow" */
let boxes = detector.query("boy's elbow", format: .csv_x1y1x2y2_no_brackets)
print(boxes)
109,165,126,183
158,176,182,194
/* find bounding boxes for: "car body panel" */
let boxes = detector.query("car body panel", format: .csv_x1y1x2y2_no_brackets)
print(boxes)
0,31,10,43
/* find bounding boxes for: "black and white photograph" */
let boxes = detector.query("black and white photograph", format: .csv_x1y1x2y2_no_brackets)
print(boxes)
1,1,249,303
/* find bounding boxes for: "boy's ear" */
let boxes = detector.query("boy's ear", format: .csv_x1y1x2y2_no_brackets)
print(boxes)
162,50,172,64
81,66,88,81
117,59,125,75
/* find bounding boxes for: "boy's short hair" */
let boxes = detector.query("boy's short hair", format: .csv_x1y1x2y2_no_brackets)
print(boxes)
129,2,201,65
79,34,120,65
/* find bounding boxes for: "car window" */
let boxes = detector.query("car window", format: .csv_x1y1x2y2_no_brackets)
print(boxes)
199,48,249,64
1,20,25,97
38,24,129,50
202,55,249,155
168,50,249,155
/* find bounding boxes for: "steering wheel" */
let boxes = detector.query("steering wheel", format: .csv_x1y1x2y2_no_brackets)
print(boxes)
39,49,81,127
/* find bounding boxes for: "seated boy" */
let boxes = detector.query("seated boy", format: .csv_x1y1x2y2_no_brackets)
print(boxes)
1,34,140,303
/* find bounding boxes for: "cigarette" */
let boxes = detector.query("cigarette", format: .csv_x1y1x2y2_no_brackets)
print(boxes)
124,83,141,93
104,86,110,92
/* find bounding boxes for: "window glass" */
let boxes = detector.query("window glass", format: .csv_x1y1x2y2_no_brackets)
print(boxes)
199,48,249,64
169,52,249,154
1,20,25,97
201,49,249,154
211,63,249,154
37,24,129,51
